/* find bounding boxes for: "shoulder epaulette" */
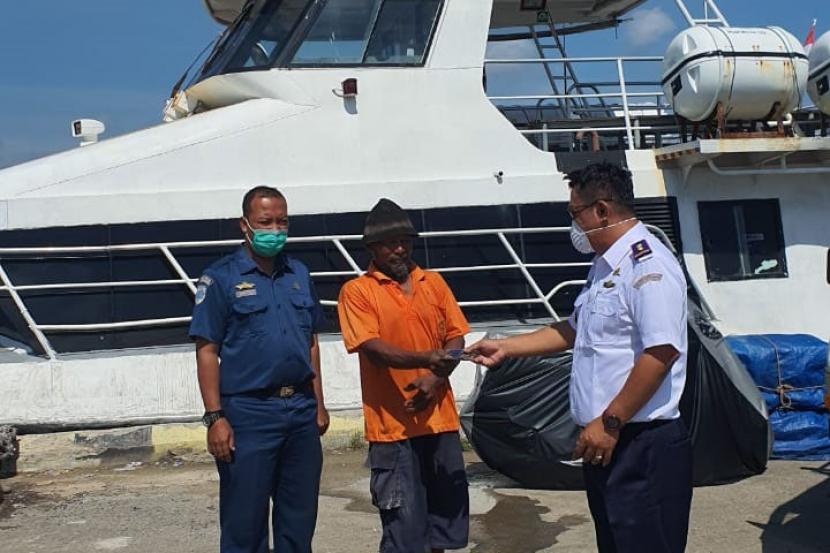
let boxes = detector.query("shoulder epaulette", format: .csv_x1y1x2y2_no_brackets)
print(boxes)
631,239,653,262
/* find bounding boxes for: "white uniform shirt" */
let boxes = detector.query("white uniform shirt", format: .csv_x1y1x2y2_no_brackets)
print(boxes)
568,222,688,426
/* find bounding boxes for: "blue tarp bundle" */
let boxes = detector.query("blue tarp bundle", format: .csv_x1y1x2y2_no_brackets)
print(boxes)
726,334,830,460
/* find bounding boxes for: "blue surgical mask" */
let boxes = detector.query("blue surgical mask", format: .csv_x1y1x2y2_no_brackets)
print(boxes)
245,219,287,258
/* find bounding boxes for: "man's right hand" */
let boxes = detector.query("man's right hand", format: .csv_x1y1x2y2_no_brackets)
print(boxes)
207,418,235,463
426,350,459,378
465,339,509,368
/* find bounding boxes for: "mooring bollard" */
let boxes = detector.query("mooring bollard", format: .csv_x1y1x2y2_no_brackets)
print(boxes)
0,425,19,479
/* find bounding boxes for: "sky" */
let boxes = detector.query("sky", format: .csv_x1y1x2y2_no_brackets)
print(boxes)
0,0,825,169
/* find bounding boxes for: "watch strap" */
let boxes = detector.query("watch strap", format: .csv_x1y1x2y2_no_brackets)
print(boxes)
202,410,225,428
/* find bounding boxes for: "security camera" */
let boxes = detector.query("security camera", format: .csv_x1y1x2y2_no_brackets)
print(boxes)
71,119,106,146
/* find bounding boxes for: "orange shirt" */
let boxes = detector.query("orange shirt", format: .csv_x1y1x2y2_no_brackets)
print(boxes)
338,265,470,442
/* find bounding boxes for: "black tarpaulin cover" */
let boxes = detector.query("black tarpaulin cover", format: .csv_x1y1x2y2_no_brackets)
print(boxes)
460,300,771,489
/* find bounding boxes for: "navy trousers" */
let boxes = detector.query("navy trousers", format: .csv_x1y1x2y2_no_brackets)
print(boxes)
217,391,322,553
583,418,693,553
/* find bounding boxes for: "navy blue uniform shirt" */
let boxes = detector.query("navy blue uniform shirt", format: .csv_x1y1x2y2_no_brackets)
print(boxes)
188,247,324,396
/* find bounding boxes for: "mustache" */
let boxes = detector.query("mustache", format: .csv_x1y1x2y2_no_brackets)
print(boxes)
385,260,409,270
385,252,410,264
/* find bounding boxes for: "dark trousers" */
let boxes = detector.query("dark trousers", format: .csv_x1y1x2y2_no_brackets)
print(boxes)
368,432,470,553
583,418,693,553
217,392,322,553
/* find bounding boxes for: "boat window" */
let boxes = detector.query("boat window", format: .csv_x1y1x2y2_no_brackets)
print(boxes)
197,0,312,81
193,0,443,81
363,0,442,65
225,0,310,70
291,0,382,65
290,0,442,66
698,199,788,282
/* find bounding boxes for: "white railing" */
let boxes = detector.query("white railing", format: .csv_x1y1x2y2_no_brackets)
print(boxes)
484,56,673,150
0,224,694,361
0,227,602,360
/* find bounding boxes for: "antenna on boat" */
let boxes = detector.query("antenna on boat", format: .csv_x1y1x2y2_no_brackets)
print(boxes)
674,0,730,27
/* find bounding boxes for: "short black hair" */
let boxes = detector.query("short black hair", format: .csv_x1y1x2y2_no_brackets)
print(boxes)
242,186,285,218
566,162,635,213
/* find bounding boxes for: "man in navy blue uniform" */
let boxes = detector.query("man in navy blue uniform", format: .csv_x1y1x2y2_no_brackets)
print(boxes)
189,186,329,553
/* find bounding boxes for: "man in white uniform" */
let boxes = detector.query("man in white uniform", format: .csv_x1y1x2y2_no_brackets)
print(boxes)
467,162,692,553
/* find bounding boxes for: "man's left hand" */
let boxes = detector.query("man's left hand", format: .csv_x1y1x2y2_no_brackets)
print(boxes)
317,405,330,436
573,417,619,467
404,374,445,413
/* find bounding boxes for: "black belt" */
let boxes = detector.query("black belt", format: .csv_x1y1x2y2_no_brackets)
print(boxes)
619,418,678,440
625,419,675,430
232,381,313,399
578,419,676,433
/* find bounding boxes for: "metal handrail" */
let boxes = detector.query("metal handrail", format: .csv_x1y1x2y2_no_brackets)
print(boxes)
484,56,668,150
674,0,729,28
0,240,240,254
484,56,664,64
520,125,677,134
38,317,193,332
0,227,591,360
488,92,665,101
0,224,699,360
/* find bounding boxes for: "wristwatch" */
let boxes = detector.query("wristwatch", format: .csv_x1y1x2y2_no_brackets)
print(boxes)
202,410,225,428
602,410,622,431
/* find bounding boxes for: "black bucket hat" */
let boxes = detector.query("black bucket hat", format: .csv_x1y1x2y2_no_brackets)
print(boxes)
362,198,418,244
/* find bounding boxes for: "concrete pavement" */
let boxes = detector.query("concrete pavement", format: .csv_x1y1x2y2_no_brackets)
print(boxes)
1,450,828,553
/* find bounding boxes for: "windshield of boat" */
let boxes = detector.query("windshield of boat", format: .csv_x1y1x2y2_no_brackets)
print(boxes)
292,0,442,65
198,0,310,80
195,0,443,82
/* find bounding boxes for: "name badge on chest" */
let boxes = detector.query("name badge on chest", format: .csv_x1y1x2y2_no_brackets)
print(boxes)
235,281,257,298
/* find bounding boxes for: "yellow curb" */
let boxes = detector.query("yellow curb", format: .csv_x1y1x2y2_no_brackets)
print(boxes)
325,415,366,449
15,415,369,474
151,424,206,456
327,415,364,434
149,416,366,456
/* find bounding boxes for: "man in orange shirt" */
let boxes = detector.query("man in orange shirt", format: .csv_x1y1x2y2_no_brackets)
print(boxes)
338,199,470,553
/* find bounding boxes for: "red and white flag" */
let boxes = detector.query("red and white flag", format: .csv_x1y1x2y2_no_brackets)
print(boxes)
805,19,817,54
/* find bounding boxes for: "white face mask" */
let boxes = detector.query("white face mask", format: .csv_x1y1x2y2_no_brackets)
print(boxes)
570,221,595,254
570,217,637,255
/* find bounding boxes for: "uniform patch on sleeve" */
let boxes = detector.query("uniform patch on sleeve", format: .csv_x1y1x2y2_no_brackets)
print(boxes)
195,285,208,305
198,274,214,286
631,240,653,262
633,272,663,289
